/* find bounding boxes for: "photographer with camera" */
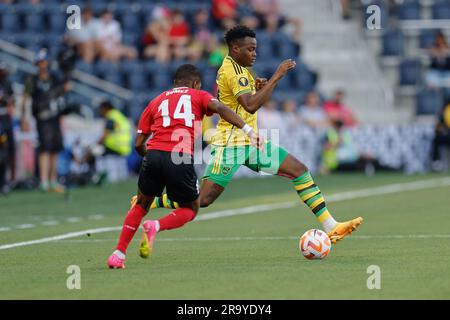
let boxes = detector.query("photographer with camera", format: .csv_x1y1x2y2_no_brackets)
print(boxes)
20,49,71,193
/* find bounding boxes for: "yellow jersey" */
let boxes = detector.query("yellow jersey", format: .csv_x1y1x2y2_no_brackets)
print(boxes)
211,56,258,146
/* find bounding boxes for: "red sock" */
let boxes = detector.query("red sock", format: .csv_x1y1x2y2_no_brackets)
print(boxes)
116,205,147,254
158,207,196,231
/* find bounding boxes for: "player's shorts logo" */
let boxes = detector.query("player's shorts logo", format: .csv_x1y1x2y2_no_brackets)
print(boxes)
222,166,231,175
239,77,249,87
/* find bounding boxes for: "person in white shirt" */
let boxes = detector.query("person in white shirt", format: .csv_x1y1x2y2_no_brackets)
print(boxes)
298,91,329,129
95,10,137,62
65,7,99,63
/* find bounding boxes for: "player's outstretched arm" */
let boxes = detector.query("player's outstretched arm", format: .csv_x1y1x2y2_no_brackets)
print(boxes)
207,99,264,149
238,59,296,114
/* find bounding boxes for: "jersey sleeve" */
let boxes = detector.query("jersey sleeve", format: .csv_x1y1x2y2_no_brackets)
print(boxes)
226,70,252,98
200,91,216,116
137,102,154,134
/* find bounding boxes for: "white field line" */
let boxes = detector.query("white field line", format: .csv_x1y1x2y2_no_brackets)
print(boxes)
56,234,450,243
1,177,450,251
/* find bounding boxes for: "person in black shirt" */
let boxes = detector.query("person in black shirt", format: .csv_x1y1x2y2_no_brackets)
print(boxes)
0,62,16,190
20,49,70,192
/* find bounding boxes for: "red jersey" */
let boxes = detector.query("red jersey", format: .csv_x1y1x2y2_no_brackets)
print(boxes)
137,87,215,155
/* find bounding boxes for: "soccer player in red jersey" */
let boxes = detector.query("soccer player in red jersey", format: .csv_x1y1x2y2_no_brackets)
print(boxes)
107,64,262,268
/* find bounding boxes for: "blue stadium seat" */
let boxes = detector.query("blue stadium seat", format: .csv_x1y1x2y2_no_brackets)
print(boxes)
94,61,119,77
293,65,316,91
121,13,141,33
152,71,172,91
432,0,450,19
104,71,124,86
278,42,300,60
127,73,148,92
256,42,274,61
397,1,421,20
121,60,144,73
419,29,439,49
47,10,67,31
123,33,139,47
25,12,45,32
416,89,444,115
382,29,404,56
399,59,422,85
74,60,94,73
1,12,20,32
201,68,217,93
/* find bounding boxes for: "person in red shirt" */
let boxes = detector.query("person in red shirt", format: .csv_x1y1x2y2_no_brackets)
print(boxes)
107,64,262,268
212,0,238,29
169,9,191,60
323,90,357,127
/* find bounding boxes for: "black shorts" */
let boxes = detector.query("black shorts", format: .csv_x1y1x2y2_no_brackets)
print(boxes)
36,119,63,153
138,150,199,204
0,116,15,154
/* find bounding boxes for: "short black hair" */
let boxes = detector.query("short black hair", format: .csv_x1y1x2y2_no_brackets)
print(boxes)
224,25,256,46
99,101,114,110
174,64,201,83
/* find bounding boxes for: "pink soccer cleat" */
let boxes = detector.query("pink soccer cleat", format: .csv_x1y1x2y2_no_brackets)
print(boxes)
139,220,158,259
107,252,125,269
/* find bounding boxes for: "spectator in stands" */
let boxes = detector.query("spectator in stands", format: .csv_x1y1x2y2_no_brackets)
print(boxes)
281,99,301,130
425,31,450,88
250,0,301,42
0,62,16,189
141,5,172,64
321,119,376,175
431,99,450,171
187,9,219,62
20,49,69,192
65,6,98,64
95,10,137,63
212,0,238,30
298,91,329,129
168,9,191,61
323,90,357,127
258,99,283,131
237,0,260,30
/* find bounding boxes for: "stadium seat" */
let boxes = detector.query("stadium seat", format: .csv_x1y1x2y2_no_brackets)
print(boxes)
152,72,172,91
25,12,45,32
74,60,94,74
104,71,124,86
396,1,421,20
121,13,141,33
399,59,422,86
382,29,404,56
416,88,444,115
0,12,20,32
47,10,67,32
127,73,148,92
94,61,119,78
432,0,450,19
201,68,217,93
293,68,316,92
419,29,439,49
256,42,274,61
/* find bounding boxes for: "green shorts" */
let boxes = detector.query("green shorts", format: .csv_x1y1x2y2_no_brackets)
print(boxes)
203,141,289,188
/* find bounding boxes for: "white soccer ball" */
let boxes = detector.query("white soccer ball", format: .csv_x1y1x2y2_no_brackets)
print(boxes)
299,229,331,260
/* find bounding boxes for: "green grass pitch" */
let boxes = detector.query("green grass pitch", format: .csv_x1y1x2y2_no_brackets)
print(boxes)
1,172,450,299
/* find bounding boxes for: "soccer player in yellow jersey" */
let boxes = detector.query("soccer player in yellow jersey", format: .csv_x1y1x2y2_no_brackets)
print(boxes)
140,25,362,248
